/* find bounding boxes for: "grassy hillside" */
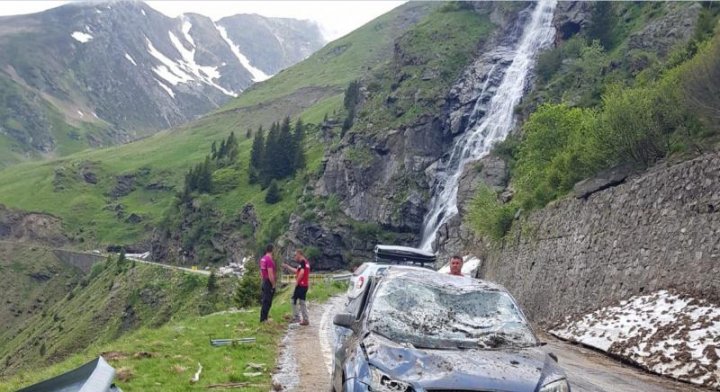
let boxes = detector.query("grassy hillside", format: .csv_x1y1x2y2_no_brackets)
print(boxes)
0,255,220,377
0,2,441,253
0,242,82,344
0,74,112,167
0,278,346,391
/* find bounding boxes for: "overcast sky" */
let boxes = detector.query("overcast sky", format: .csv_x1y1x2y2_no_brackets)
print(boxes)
0,1,404,40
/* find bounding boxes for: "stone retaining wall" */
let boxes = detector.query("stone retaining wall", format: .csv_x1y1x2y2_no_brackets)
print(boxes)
52,250,105,274
479,153,720,327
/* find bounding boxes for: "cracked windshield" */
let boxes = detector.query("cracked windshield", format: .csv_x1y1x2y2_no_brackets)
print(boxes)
368,278,536,349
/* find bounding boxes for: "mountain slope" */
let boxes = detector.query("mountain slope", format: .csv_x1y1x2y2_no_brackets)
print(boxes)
0,1,324,166
0,2,436,257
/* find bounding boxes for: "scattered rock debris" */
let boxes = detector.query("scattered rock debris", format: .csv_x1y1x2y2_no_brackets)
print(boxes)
551,290,720,389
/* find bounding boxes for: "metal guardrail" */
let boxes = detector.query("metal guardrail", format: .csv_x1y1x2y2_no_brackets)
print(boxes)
280,273,352,285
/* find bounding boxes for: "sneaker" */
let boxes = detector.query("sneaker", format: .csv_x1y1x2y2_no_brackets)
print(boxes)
299,320,309,326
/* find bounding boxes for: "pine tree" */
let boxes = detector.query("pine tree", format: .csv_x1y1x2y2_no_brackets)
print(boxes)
249,127,265,184
225,132,238,163
207,270,218,293
342,80,360,137
344,80,360,111
211,141,217,159
265,180,281,204
197,156,213,193
218,139,227,160
262,122,280,186
278,117,294,177
294,118,306,171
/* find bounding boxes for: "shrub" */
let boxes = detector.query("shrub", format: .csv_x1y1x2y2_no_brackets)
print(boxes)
304,246,322,263
513,104,602,210
235,259,260,308
467,186,516,241
265,180,281,204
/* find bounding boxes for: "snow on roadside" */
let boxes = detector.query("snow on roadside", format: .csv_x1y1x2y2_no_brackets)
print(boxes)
551,290,720,389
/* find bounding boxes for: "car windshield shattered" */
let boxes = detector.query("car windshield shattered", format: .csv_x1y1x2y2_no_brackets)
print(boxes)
367,278,537,349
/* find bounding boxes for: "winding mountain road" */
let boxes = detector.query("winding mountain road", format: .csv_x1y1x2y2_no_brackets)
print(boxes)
275,297,711,392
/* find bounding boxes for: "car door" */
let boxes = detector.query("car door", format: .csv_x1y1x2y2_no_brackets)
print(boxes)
333,276,375,390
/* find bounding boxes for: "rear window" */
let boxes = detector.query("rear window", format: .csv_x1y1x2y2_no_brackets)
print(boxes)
353,263,369,276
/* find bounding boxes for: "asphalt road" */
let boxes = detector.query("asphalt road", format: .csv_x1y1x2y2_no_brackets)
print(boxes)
542,334,709,392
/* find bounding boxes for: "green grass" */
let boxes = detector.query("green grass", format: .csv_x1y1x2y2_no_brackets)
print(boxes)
0,280,347,392
0,259,214,377
356,4,494,131
0,243,82,345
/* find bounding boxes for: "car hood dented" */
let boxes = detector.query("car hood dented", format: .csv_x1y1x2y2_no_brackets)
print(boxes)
363,333,564,391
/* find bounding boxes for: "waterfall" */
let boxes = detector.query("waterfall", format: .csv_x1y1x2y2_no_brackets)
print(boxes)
420,0,557,251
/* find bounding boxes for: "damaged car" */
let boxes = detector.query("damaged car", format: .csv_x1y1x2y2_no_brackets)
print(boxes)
331,266,570,392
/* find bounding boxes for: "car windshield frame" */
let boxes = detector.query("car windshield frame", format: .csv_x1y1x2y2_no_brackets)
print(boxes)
365,276,538,350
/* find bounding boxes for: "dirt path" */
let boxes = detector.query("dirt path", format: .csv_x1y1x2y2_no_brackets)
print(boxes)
273,297,343,391
274,297,711,392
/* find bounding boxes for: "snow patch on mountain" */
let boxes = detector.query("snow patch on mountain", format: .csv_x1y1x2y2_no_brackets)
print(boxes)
147,37,193,85
167,31,237,97
551,290,720,389
156,79,175,98
71,31,93,43
181,17,195,47
124,53,137,66
215,24,270,82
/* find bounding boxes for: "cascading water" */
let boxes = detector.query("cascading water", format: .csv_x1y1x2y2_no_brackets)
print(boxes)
420,0,558,251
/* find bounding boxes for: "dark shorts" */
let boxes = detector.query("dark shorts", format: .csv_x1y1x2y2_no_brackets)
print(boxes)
292,285,308,302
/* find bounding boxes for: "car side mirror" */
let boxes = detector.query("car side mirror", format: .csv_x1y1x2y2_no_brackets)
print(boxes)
333,313,355,329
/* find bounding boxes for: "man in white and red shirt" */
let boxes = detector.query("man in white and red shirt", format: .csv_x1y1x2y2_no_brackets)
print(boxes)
283,249,310,325
259,244,276,323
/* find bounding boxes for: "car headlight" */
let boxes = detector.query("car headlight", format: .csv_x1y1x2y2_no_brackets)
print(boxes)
368,366,414,392
540,379,570,392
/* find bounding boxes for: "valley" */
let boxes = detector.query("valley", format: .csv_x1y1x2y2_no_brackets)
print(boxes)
1,0,719,390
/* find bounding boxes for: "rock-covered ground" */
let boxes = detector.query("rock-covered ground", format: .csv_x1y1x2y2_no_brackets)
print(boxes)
551,290,720,389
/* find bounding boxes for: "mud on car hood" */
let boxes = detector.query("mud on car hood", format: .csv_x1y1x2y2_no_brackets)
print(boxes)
363,333,565,391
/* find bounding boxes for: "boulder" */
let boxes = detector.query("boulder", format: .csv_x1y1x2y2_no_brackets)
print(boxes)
573,164,635,199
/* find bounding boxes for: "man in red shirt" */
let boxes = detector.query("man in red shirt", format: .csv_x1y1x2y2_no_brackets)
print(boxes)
259,244,276,323
283,249,310,325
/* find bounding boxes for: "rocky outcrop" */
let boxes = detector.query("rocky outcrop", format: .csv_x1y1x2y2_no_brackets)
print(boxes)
627,2,702,57
0,204,68,247
553,1,592,41
316,117,444,233
573,164,635,199
478,152,720,328
151,202,258,266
